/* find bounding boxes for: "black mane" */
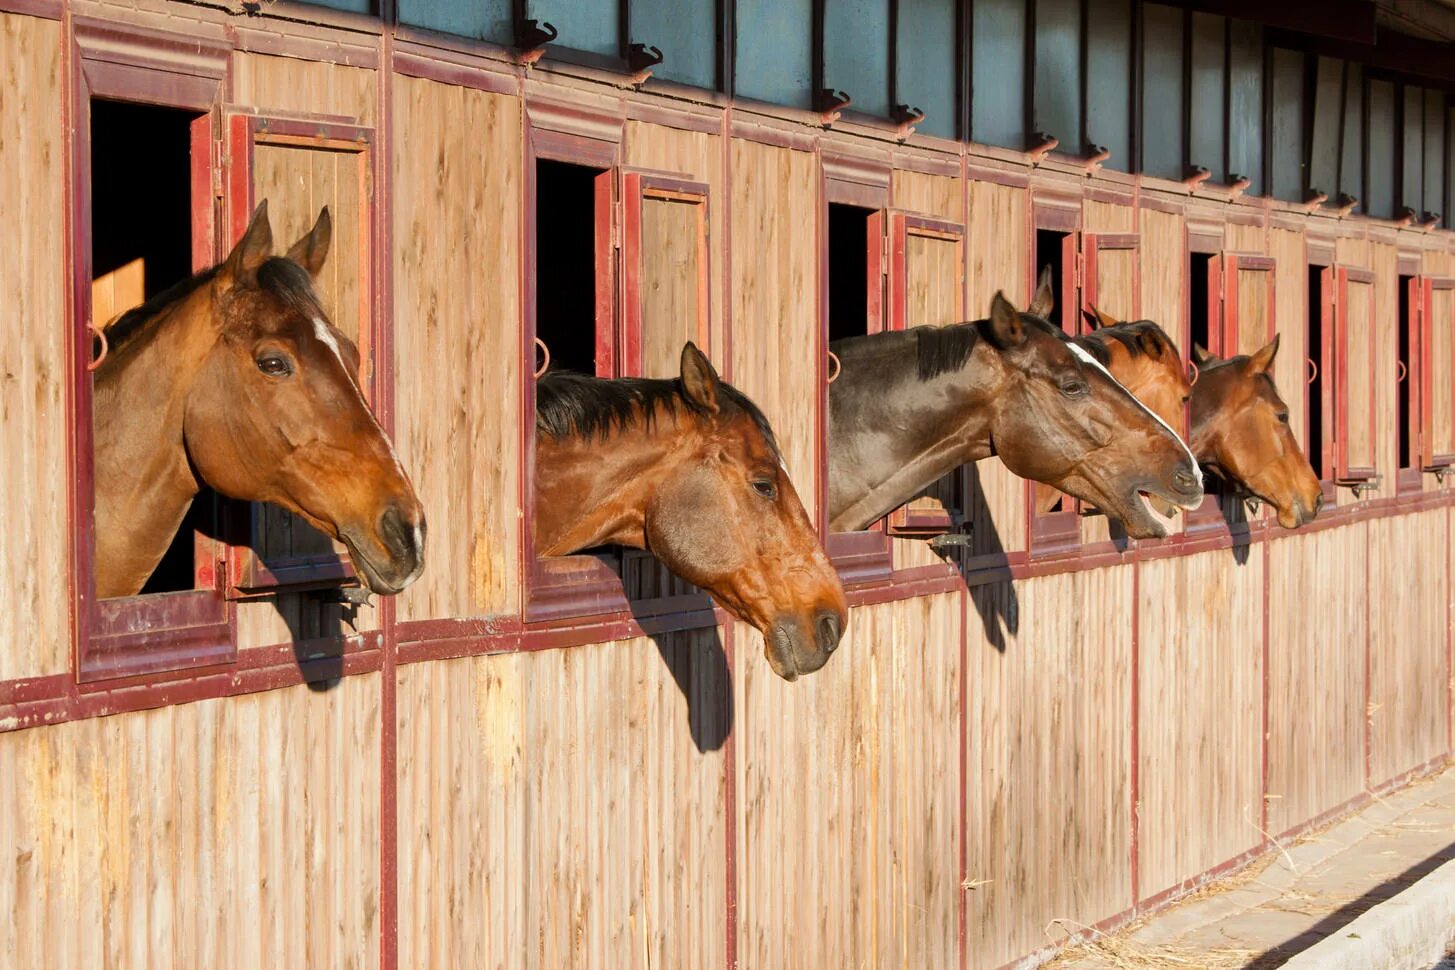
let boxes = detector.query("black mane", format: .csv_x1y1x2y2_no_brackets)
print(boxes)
536,370,779,451
100,257,324,357
832,314,1066,382
1078,319,1179,367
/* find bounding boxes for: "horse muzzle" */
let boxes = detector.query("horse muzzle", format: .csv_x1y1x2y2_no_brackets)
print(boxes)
765,607,845,682
343,502,427,595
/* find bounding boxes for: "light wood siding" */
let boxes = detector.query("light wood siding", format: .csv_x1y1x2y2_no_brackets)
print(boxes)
1368,509,1448,783
0,14,67,680
0,677,380,969
392,77,521,621
893,168,960,221
966,179,1030,555
623,121,726,365
1137,551,1264,897
729,140,819,519
1270,227,1309,443
735,594,960,969
397,632,728,970
231,53,376,126
1266,523,1369,833
966,567,1133,968
1085,198,1135,234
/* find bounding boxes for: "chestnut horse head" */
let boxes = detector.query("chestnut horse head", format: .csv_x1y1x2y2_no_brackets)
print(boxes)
828,281,1203,537
534,343,846,680
92,201,426,597
1191,337,1323,528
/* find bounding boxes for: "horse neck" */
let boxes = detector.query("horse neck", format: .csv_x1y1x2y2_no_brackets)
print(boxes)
91,286,220,597
533,409,687,556
827,338,1001,531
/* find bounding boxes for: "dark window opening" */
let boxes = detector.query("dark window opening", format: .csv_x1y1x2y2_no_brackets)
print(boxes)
1398,274,1415,469
535,159,605,377
828,203,874,343
90,98,209,596
1307,265,1328,480
1189,251,1214,356
1035,228,1069,329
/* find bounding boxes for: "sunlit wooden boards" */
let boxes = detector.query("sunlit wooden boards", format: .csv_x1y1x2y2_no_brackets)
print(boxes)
0,14,67,680
1266,522,1369,834
729,140,819,521
392,76,522,622
395,631,728,970
0,677,381,969
1137,550,1264,899
965,567,1132,969
735,594,960,969
1368,508,1447,783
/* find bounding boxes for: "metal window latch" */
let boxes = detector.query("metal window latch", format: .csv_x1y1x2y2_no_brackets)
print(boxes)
928,529,974,551
1344,476,1381,496
316,585,373,608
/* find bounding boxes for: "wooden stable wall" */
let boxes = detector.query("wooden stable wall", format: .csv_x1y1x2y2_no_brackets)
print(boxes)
0,4,1452,970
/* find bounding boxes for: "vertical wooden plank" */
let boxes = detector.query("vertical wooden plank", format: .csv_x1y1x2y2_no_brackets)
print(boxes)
392,76,522,622
0,13,67,680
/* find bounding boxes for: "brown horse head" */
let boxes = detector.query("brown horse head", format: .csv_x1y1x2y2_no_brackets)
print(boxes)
534,343,847,680
1191,336,1323,528
93,201,425,596
1075,308,1193,516
828,283,1203,537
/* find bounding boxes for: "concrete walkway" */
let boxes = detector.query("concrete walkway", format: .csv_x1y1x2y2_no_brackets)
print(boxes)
1047,763,1455,969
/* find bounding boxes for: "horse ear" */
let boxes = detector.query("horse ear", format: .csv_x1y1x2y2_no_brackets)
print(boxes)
1191,343,1215,365
1027,265,1054,319
1080,308,1102,331
986,291,1026,349
221,200,274,285
1247,333,1281,374
1093,305,1119,329
679,341,722,414
285,206,332,279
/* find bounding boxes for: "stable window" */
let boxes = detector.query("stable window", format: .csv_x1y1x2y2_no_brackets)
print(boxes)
1183,243,1228,533
1421,276,1455,474
1027,210,1082,558
222,113,378,598
71,31,234,682
526,150,718,623
1307,262,1333,484
885,211,967,536
1396,272,1422,491
1334,268,1378,484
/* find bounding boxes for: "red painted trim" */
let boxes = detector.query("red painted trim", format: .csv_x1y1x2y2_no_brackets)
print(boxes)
1364,513,1374,789
230,20,381,69
956,583,969,970
1129,560,1141,906
1135,842,1272,912
0,0,59,18
1261,530,1272,837
722,621,738,970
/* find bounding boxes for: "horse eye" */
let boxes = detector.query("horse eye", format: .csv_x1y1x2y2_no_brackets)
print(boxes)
750,479,777,500
1277,412,1290,424
256,354,292,378
1181,394,1191,406
1059,380,1089,397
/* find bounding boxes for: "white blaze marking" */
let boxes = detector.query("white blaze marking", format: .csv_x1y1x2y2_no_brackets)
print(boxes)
312,317,348,370
312,317,412,485
1066,342,1202,488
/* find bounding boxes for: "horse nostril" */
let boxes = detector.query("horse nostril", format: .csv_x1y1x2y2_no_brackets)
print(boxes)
816,611,842,654
378,504,420,559
1173,468,1200,494
1313,492,1325,515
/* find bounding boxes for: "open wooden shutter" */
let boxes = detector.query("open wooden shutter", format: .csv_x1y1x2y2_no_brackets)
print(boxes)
1335,267,1377,482
1223,253,1277,356
1423,277,1455,469
885,211,967,536
621,172,711,376
222,112,376,596
1080,233,1138,327
620,171,713,599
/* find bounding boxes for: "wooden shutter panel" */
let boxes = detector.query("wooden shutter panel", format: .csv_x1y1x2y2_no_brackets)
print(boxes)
1423,277,1455,468
1335,267,1377,482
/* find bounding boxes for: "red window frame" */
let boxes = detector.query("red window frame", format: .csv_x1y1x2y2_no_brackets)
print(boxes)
819,164,894,584
884,210,967,537
1419,276,1455,473
69,24,236,682
221,111,379,597
522,122,720,626
1182,238,1236,535
1334,266,1378,484
1026,202,1082,560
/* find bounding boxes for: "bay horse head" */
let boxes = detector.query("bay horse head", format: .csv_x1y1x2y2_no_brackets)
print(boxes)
828,279,1203,537
1190,337,1323,529
534,343,847,680
92,201,426,597
1075,308,1193,517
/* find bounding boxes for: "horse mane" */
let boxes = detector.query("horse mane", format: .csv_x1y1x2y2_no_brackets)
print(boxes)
102,265,220,355
1078,319,1179,368
101,257,325,357
833,314,1066,382
536,370,780,452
